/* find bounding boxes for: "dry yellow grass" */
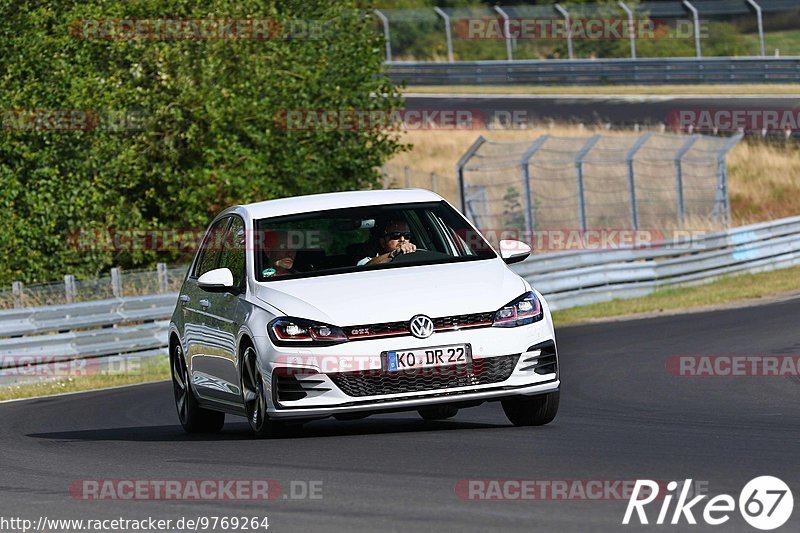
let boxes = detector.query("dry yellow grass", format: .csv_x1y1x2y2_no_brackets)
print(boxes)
386,126,800,228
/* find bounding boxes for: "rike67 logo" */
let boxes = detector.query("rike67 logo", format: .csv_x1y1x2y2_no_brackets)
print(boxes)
623,477,793,530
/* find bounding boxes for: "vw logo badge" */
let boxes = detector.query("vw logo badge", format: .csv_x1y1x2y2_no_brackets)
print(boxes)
409,315,434,339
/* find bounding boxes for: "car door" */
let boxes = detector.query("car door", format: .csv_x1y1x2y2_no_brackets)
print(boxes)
194,214,248,404
182,216,230,399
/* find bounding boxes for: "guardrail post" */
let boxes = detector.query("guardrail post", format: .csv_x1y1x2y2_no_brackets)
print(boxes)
157,263,168,293
682,0,701,58
64,274,76,304
625,132,652,230
745,0,765,57
493,6,513,61
456,136,487,214
618,1,637,60
374,9,392,63
674,135,699,226
713,133,744,227
574,135,602,232
520,135,551,234
433,7,454,63
111,268,122,298
12,281,23,309
554,4,574,60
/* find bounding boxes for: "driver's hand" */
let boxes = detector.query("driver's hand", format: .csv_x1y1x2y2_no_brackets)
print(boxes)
394,242,416,256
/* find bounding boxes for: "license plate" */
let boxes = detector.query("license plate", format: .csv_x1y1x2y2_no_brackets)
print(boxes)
383,344,470,372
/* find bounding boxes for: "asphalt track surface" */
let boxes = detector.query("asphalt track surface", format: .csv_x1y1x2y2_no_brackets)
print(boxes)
404,94,800,129
1,296,799,532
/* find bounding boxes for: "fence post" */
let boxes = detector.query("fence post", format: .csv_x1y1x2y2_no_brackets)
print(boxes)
493,6,513,61
745,0,765,56
111,267,122,298
12,281,23,309
456,136,487,214
64,275,76,304
520,135,551,235
157,263,168,293
554,4,574,60
574,135,602,232
374,9,392,63
714,133,744,227
625,132,652,230
430,172,437,192
682,0,701,58
433,7,454,63
674,135,700,226
618,1,637,59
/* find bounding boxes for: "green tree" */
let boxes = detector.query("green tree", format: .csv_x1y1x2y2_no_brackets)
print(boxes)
0,0,404,284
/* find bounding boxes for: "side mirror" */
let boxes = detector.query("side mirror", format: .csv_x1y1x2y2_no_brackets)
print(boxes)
197,268,236,293
499,239,531,265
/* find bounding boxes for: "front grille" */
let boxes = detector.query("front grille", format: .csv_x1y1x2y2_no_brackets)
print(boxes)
328,354,520,397
346,311,495,340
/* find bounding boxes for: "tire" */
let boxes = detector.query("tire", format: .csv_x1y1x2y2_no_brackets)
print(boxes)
171,342,225,433
417,405,458,421
501,391,559,426
241,344,288,437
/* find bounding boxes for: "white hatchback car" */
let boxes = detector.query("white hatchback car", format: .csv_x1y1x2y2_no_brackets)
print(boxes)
169,189,559,436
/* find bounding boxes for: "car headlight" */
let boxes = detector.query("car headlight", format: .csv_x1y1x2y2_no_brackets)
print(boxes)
268,317,349,346
492,292,543,327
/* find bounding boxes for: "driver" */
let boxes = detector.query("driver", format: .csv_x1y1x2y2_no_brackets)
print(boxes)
262,230,298,277
357,219,417,266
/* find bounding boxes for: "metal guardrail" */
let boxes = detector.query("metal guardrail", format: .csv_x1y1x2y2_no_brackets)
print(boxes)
388,57,800,85
512,215,800,310
0,294,176,373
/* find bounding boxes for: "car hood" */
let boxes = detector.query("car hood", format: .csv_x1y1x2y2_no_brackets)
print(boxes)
252,259,527,326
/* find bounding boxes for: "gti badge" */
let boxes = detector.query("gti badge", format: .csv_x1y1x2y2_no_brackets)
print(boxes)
409,315,434,339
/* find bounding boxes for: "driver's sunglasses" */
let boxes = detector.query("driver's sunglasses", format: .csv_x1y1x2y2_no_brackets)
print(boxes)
384,231,412,241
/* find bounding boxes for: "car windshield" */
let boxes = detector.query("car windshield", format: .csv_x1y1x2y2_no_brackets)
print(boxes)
254,201,496,281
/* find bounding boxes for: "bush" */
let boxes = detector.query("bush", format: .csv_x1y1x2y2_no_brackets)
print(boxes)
0,0,404,284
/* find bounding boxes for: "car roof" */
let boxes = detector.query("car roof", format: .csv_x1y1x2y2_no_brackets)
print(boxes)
235,189,445,220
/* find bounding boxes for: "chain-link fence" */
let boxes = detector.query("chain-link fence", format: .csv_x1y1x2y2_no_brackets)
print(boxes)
0,264,188,309
456,133,742,236
374,0,800,61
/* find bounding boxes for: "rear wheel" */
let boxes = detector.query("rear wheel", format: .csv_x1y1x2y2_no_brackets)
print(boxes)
417,405,459,421
502,391,559,426
241,345,288,437
171,343,225,433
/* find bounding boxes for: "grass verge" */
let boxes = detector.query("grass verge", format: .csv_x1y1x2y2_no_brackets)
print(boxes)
403,84,800,96
552,264,800,327
0,356,170,402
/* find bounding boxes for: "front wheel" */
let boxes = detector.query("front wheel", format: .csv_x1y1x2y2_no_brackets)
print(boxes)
502,391,559,426
241,345,289,437
171,343,225,433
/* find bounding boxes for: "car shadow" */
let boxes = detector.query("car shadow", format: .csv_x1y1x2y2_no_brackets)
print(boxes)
27,417,509,442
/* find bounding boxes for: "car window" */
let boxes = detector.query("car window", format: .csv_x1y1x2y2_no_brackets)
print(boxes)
254,201,496,282
193,217,230,278
218,216,246,288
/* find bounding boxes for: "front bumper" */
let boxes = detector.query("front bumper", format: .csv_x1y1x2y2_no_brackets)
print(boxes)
254,319,559,420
